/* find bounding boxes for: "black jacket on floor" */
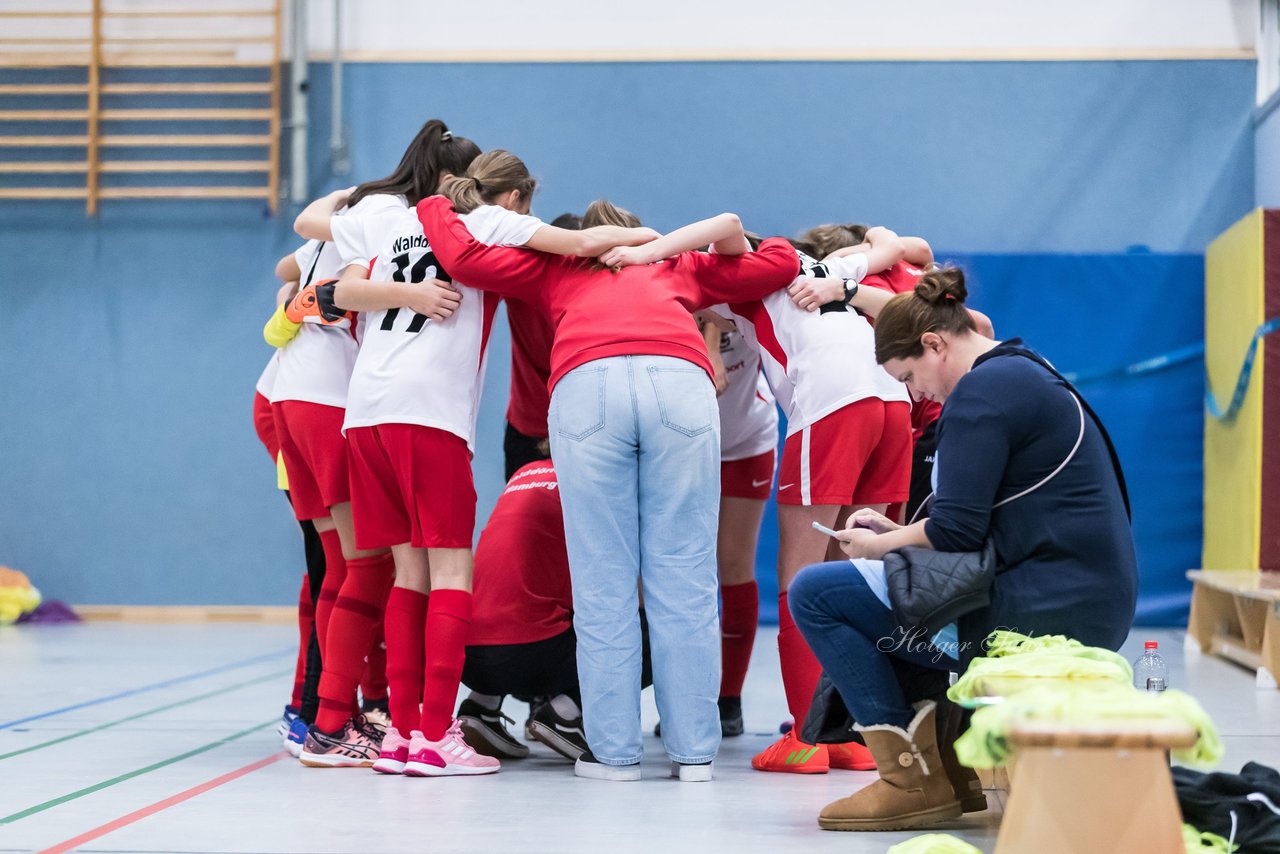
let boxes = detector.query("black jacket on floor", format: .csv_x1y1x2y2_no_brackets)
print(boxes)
1173,761,1280,852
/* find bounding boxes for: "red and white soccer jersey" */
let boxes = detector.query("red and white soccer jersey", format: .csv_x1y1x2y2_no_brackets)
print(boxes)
253,353,281,462
859,259,935,428
469,462,573,646
270,194,403,407
716,328,778,462
861,259,925,295
255,351,279,399
341,204,544,451
716,328,778,500
722,250,906,436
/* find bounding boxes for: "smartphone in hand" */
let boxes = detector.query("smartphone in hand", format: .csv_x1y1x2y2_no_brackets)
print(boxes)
811,521,842,538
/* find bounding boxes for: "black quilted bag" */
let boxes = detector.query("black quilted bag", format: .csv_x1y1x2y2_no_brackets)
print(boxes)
883,540,998,642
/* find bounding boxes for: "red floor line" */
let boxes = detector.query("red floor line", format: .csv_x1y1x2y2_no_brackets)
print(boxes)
37,752,285,854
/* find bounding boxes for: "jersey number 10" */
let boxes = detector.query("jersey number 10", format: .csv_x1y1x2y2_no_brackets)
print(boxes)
380,249,453,333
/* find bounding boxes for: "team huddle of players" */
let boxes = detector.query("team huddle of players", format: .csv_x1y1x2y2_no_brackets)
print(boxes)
252,118,985,781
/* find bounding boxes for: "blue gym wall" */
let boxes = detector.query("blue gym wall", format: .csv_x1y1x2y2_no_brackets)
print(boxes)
1256,92,1280,208
0,59,1255,625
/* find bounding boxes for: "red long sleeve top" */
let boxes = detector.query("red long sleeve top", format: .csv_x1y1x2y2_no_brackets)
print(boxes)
417,195,801,392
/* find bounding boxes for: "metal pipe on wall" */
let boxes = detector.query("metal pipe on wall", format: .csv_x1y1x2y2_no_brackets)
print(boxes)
331,0,351,175
288,0,309,204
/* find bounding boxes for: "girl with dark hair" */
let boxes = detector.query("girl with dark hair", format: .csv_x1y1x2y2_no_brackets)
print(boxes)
788,268,1137,831
279,120,482,768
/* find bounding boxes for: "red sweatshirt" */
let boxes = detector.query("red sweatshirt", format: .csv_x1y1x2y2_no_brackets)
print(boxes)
505,297,554,437
417,196,801,392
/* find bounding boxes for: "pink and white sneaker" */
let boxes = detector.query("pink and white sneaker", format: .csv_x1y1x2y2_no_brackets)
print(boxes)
402,720,501,777
372,726,411,775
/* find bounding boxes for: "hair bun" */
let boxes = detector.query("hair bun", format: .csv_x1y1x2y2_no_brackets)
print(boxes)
914,267,967,306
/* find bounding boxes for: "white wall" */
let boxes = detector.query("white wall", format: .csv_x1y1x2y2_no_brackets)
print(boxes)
299,0,1258,60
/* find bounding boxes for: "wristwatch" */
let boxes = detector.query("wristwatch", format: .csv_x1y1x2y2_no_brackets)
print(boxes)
841,279,859,304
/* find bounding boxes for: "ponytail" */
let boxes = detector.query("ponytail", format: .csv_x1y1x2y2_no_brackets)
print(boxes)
348,119,481,207
443,149,538,214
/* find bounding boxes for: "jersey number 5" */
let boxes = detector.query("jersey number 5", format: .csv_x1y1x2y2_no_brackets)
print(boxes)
380,250,453,333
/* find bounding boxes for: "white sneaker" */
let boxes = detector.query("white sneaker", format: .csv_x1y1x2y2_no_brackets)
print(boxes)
574,751,641,781
670,761,714,782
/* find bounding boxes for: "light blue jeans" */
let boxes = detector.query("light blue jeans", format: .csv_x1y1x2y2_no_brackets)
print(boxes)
548,355,722,765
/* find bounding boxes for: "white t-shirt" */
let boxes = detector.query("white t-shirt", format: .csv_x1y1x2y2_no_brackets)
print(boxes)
715,328,778,461
718,250,907,438
255,351,279,398
342,204,544,451
330,192,410,273
269,239,358,407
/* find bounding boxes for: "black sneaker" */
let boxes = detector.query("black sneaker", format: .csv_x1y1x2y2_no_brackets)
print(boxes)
655,697,744,739
525,697,549,741
456,698,530,759
527,699,590,761
719,696,744,737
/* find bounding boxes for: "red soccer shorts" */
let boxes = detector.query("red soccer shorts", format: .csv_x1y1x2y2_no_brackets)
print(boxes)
273,400,350,521
720,449,776,501
253,392,279,463
777,398,910,507
346,423,476,551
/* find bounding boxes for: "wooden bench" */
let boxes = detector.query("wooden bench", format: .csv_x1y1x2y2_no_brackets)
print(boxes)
1186,569,1280,688
957,676,1199,853
994,719,1197,854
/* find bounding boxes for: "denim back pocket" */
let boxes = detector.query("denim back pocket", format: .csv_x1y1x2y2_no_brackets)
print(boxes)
648,365,714,437
553,365,608,441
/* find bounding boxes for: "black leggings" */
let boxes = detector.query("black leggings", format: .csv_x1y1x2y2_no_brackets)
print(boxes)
296,512,326,725
503,421,551,482
462,616,653,704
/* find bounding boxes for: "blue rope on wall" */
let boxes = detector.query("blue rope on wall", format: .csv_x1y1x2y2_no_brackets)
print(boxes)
1064,317,1280,425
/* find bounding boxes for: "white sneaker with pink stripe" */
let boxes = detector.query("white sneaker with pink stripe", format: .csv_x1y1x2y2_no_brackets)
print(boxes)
402,720,501,777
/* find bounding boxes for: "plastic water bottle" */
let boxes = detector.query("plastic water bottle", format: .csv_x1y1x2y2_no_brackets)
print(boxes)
1133,640,1168,692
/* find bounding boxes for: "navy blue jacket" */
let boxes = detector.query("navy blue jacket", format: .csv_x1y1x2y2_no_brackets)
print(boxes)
923,340,1138,653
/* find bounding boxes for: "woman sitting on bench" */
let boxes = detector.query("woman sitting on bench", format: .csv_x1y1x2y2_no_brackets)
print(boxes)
788,267,1138,832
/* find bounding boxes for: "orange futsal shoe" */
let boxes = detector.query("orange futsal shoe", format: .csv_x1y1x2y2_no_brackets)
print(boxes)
828,740,877,771
751,729,829,774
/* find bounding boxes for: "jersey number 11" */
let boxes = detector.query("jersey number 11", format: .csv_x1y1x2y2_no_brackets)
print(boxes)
380,249,453,333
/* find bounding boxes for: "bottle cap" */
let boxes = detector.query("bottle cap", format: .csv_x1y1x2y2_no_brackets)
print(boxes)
1144,640,1158,650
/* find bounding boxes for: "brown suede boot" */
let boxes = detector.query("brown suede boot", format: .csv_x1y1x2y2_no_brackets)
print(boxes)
817,701,962,831
935,698,987,813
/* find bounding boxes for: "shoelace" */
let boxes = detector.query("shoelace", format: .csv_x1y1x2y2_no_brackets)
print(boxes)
355,715,385,744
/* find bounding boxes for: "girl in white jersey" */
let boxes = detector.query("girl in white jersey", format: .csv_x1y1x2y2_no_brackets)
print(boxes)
282,119,484,768
321,150,658,777
701,321,777,738
605,229,910,775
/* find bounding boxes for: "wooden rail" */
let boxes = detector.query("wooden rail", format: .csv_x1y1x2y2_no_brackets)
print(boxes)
0,0,283,213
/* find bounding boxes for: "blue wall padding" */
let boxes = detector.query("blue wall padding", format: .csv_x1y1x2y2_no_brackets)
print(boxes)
0,59,1242,623
295,60,1254,254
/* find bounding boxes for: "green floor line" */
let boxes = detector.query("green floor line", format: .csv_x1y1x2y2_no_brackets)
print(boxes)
0,669,291,762
0,719,276,825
